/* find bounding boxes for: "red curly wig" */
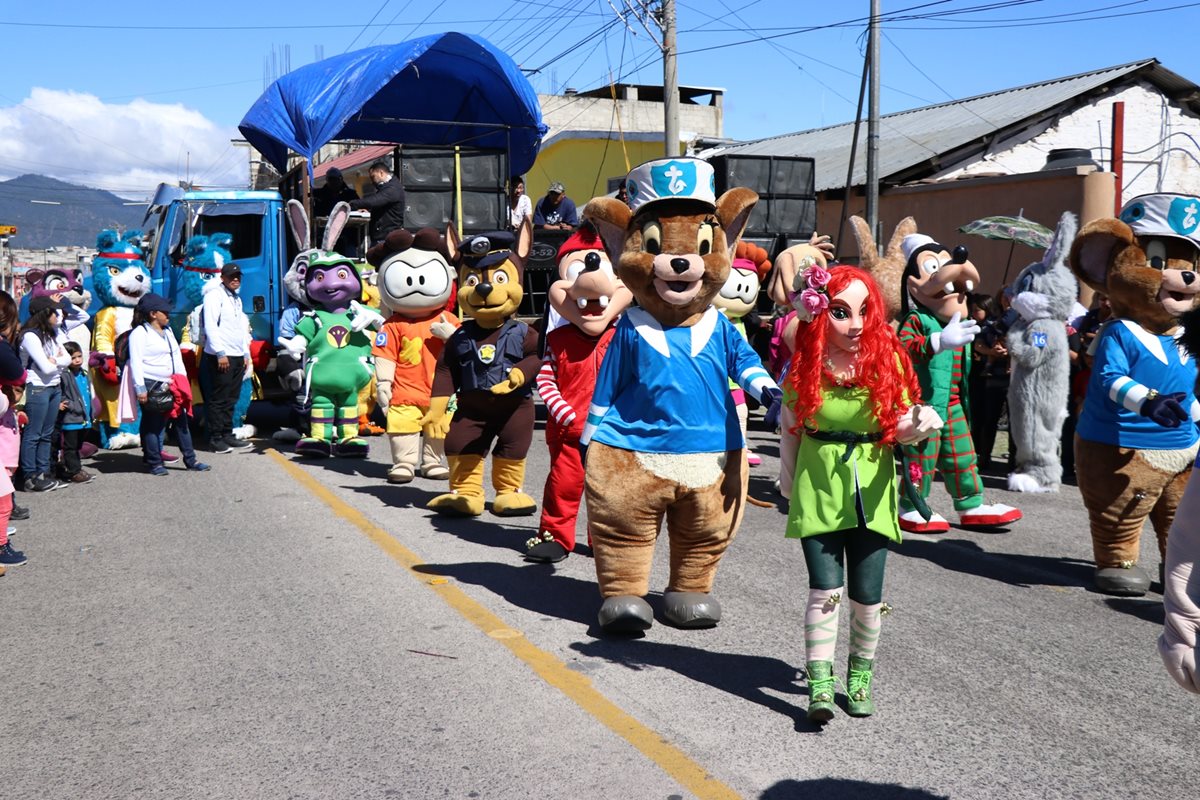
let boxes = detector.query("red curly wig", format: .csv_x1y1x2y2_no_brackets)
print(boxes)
787,265,920,445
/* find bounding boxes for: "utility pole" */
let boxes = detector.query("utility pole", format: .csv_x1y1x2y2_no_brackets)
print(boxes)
661,0,679,157
865,0,881,241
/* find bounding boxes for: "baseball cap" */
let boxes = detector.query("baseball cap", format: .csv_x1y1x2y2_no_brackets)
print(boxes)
136,293,172,315
28,295,65,316
548,182,565,194
221,263,243,279
624,157,716,214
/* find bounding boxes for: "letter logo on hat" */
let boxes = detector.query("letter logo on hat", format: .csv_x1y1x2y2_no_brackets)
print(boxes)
652,160,696,198
1168,196,1200,238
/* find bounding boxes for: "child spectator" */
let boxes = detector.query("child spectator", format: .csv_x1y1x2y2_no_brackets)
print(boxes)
57,341,95,484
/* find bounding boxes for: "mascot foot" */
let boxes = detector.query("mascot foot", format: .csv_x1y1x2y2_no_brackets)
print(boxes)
662,591,723,629
358,415,386,436
295,438,333,458
525,539,569,564
1094,565,1150,597
598,596,654,633
387,464,415,484
899,510,949,534
107,432,140,450
336,438,369,458
273,427,303,443
1007,472,1057,493
232,425,257,440
959,504,1022,528
427,493,485,517
492,492,537,517
420,464,450,480
79,442,99,460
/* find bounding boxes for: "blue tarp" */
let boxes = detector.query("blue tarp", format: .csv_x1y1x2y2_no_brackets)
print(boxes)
238,32,547,176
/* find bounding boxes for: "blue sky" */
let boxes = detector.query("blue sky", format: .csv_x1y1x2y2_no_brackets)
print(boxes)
1,0,1197,198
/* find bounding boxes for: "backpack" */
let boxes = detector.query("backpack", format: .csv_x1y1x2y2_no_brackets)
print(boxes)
114,329,131,369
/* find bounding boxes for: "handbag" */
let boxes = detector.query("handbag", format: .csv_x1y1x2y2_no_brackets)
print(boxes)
143,380,175,414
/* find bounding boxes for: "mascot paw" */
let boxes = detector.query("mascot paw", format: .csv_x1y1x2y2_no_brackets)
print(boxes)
899,510,949,534
295,438,333,458
420,464,450,480
272,427,303,443
427,493,485,517
335,438,369,458
958,504,1022,528
662,591,723,629
232,425,257,440
491,492,537,517
107,432,140,451
387,464,416,484
598,595,654,633
1007,472,1057,493
1094,565,1150,597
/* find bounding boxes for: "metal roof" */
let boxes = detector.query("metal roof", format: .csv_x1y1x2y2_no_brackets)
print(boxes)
705,59,1199,192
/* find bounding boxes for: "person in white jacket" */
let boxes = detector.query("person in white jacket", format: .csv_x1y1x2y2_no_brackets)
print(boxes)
200,263,253,454
18,295,72,491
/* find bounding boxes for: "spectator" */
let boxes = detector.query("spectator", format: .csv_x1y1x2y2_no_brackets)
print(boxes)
314,167,360,257
350,161,405,246
56,341,95,484
0,291,27,570
615,180,630,206
508,175,533,231
18,295,70,492
201,263,253,454
534,182,578,230
972,286,1015,472
967,292,997,438
130,293,210,476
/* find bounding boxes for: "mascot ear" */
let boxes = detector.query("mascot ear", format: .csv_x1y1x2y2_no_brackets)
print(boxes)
715,188,759,257
582,198,632,265
1069,218,1135,293
445,223,462,264
286,199,311,251
515,218,533,261
185,235,208,259
211,232,234,252
322,201,351,252
25,268,45,287
96,229,121,251
1043,211,1078,275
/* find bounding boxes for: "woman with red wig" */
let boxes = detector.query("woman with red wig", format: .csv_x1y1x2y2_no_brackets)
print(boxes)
784,264,942,723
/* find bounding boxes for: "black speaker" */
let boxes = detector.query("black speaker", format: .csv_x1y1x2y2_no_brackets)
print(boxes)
458,190,505,233
457,150,507,190
401,149,454,188
527,232,567,273
768,197,817,237
404,189,452,229
743,200,772,237
709,154,816,200
401,147,507,191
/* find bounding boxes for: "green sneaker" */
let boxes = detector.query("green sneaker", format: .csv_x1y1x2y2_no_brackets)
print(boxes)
846,655,875,717
806,660,836,723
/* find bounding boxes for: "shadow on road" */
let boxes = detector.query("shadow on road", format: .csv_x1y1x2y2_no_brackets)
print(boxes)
1103,597,1165,625
761,779,949,800
412,561,599,626
570,638,814,730
896,537,1093,590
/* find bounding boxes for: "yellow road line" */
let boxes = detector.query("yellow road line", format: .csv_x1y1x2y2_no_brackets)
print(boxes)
268,449,742,800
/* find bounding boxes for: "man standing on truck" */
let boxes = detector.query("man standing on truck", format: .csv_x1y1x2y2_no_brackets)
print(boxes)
350,161,405,247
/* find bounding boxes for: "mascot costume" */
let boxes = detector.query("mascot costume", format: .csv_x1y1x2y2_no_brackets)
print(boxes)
1070,193,1200,596
90,229,151,449
528,223,632,563
424,223,540,518
24,266,92,357
178,233,256,440
1160,305,1200,694
278,201,383,458
895,229,1022,533
712,240,771,467
273,217,316,443
366,228,459,484
582,156,780,633
1005,213,1078,493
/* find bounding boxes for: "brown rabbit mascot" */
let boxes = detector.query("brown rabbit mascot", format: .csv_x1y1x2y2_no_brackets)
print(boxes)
581,157,779,633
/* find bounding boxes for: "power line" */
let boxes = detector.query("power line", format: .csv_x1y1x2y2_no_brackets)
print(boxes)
343,1,392,53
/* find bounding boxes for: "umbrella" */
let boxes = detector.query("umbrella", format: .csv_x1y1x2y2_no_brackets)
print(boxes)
958,213,1054,283
959,214,1054,250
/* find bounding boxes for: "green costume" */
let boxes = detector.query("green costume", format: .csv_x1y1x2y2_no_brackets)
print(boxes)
295,308,375,455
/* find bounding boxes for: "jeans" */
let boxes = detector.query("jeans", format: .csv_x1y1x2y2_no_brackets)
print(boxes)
19,384,61,478
200,353,243,444
140,403,199,471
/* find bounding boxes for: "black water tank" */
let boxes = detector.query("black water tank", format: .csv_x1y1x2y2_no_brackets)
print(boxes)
1040,148,1100,171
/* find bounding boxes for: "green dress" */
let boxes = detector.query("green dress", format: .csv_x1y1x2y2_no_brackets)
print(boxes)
785,381,902,543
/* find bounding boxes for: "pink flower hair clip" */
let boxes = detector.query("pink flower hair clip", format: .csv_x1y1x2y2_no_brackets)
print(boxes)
790,258,831,322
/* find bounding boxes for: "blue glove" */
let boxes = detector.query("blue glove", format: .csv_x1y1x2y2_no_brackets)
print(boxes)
578,441,589,467
762,386,783,430
1141,391,1188,428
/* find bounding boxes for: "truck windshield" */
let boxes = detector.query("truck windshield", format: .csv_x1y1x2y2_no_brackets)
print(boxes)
164,201,266,263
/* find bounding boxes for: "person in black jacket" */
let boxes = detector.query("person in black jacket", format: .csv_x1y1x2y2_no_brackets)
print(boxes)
350,161,405,246
313,167,360,257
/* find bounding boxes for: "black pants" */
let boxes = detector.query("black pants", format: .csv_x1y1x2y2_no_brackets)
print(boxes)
201,353,244,444
61,428,84,477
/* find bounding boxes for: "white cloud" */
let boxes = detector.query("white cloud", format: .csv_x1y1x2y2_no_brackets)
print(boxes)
0,88,248,199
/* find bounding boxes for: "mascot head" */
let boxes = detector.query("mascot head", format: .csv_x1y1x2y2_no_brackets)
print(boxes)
179,233,233,308
92,228,150,308
447,222,530,329
25,265,91,310
367,228,455,318
548,223,631,337
713,239,771,322
900,232,980,323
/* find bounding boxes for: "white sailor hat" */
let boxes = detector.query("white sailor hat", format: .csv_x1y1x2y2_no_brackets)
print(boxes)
624,157,717,214
1119,193,1200,249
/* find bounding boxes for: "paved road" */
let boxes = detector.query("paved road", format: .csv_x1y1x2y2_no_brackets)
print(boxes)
1,411,1196,800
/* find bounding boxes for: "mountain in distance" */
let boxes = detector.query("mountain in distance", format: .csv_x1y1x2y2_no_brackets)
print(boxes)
0,174,149,250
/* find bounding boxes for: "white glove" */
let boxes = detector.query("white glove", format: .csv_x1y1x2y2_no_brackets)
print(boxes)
895,405,944,445
377,381,392,409
278,334,308,356
932,312,980,353
349,300,385,333
430,313,457,341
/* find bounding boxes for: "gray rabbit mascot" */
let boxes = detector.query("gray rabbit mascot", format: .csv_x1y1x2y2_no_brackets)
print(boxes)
1005,212,1079,493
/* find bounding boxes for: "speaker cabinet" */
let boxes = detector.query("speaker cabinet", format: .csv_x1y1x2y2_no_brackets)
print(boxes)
404,189,452,229
401,147,507,191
